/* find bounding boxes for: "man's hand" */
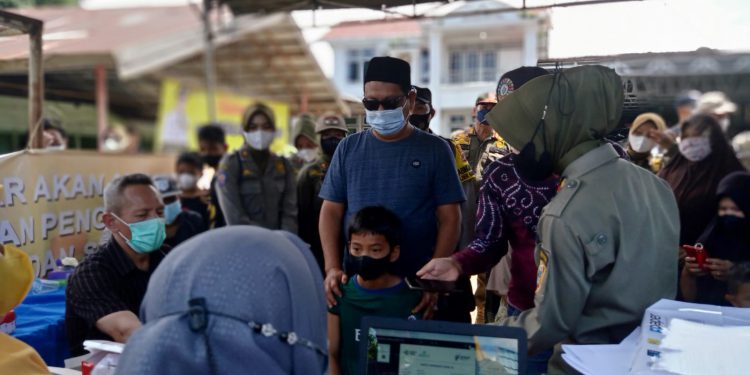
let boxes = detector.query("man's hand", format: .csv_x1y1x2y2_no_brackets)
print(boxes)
412,291,439,320
647,129,675,149
417,257,462,282
705,258,734,281
325,268,348,308
96,311,142,343
683,257,707,277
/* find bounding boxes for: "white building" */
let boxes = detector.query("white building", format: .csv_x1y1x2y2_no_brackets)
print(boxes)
323,0,550,136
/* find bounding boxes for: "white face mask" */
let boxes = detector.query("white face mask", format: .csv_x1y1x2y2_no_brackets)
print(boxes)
628,134,656,153
297,149,318,163
177,173,198,190
244,130,275,150
679,136,712,162
719,117,731,132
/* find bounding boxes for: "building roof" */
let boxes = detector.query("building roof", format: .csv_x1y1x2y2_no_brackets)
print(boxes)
324,18,421,40
0,6,199,71
0,6,347,118
221,0,443,14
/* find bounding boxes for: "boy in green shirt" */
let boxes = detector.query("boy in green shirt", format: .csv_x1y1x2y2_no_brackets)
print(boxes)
328,206,422,375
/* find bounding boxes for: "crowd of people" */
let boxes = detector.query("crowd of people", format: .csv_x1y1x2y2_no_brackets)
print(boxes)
3,54,750,375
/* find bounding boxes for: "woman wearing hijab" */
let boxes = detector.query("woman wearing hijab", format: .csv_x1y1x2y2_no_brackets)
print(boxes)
681,172,750,305
627,112,674,172
659,114,745,247
420,65,680,374
216,103,298,232
117,226,327,375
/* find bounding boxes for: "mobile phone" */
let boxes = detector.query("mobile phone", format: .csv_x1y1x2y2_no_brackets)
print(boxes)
682,244,708,269
405,276,461,293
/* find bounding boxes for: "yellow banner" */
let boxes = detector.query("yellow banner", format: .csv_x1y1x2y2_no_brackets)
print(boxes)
155,78,295,156
0,150,175,277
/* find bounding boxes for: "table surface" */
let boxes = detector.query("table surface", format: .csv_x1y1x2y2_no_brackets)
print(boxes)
13,284,69,367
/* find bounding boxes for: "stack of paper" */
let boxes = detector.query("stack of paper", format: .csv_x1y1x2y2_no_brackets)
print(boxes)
653,319,750,375
562,300,750,375
561,328,640,375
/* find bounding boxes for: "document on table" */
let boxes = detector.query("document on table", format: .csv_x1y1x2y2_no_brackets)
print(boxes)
561,328,641,375
653,319,750,375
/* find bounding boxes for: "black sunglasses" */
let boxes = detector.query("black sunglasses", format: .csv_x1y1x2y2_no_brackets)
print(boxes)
362,96,406,111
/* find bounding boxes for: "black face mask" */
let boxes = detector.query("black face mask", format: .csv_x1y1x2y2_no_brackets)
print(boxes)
515,119,554,181
515,69,569,181
345,254,392,280
203,154,222,169
321,137,342,157
719,214,748,232
408,114,431,131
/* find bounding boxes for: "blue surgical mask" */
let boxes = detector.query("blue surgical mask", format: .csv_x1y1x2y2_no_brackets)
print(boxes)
113,214,166,254
164,200,182,225
365,106,406,136
476,108,491,124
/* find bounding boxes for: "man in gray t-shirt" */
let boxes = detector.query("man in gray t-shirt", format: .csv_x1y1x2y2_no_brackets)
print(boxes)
319,56,465,318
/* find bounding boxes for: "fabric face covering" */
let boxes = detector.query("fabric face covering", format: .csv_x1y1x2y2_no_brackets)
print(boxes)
244,130,275,150
113,214,167,254
365,105,406,136
178,173,198,190
297,149,318,163
679,136,712,162
629,134,656,153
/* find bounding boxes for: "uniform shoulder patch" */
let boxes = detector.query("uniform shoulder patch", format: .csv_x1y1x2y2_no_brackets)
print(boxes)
535,250,549,294
217,170,227,188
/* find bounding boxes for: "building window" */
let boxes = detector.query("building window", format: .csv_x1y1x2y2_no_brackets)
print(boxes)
420,49,430,84
482,51,497,82
449,51,462,84
346,48,375,83
449,114,466,128
448,47,498,84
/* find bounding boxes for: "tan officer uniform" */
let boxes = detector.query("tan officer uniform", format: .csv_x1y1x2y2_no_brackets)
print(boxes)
487,66,680,374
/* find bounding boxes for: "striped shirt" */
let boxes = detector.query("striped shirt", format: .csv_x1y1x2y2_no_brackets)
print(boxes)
65,239,167,356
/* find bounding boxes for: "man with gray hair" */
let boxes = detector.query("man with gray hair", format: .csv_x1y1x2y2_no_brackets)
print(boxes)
65,173,170,356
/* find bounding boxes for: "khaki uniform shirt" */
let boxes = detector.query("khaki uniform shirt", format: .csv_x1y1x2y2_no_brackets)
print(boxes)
453,127,509,248
216,145,298,233
500,144,680,374
296,156,330,271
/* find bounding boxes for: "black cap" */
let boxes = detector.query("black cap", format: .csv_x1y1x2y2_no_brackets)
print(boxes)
496,66,549,101
364,56,412,95
674,90,701,108
413,85,432,104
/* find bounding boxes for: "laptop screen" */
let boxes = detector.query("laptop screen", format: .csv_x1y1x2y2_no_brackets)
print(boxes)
364,326,522,375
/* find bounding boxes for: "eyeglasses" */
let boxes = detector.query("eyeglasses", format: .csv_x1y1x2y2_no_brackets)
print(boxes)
362,96,406,111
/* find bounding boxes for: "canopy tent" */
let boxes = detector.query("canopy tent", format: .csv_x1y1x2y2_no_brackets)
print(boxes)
0,6,347,147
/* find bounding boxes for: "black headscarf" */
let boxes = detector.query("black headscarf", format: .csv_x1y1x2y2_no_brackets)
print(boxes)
693,172,750,305
658,115,745,245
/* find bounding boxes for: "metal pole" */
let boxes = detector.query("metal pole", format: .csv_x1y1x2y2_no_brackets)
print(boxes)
95,65,109,152
28,20,43,149
0,10,45,149
202,0,218,122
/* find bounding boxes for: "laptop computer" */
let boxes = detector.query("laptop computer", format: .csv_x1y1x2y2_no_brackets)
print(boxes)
359,316,527,375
